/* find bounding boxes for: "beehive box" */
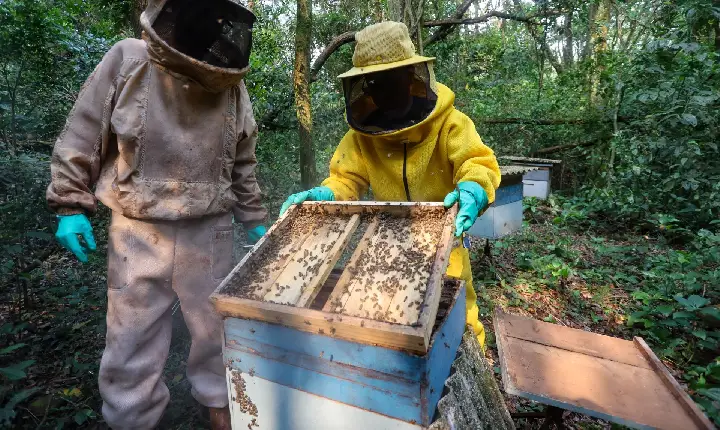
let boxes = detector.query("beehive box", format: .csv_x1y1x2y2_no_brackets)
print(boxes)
499,156,562,199
211,201,458,353
222,278,467,429
468,165,534,239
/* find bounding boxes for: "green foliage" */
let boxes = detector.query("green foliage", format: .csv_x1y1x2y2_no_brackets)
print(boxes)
0,388,39,428
488,198,720,424
624,230,720,363
0,322,38,428
580,41,720,231
0,0,122,154
0,361,35,381
688,358,720,420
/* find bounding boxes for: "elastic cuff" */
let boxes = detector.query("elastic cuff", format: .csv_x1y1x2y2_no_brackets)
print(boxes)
241,220,265,230
56,207,86,216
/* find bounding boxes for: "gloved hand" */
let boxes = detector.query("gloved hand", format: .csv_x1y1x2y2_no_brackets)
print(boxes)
443,181,489,237
279,186,335,216
55,214,96,263
246,225,267,244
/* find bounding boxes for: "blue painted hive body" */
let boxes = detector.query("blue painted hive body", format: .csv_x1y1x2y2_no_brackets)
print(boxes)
469,165,538,239
499,156,562,201
222,279,466,430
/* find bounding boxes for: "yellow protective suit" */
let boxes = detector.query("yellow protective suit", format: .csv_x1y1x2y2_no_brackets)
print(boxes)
321,83,501,346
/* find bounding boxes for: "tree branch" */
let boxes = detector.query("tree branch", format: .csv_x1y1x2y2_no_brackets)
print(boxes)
537,37,563,74
424,9,563,47
310,31,356,83
480,117,586,125
424,10,537,27
422,0,475,47
562,11,574,67
481,116,631,126
522,16,564,75
309,5,560,79
532,136,609,155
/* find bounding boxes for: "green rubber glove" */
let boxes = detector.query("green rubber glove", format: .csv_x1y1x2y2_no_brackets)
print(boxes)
443,181,489,237
279,186,335,216
55,214,96,263
247,225,267,244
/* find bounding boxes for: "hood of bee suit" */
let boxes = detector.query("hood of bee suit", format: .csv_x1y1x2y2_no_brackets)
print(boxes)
140,0,256,93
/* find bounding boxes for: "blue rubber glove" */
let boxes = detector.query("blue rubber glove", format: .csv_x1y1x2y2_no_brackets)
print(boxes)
247,225,267,244
55,214,96,263
279,186,335,216
443,181,489,237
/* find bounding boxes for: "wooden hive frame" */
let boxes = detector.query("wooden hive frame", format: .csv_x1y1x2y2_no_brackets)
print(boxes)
210,201,457,354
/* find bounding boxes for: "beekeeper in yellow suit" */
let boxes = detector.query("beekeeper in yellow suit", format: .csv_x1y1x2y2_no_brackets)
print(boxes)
281,21,500,347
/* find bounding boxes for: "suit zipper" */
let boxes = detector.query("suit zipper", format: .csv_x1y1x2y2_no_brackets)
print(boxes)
403,141,411,201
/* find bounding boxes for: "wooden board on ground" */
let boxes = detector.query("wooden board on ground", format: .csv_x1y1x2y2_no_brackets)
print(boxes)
494,308,714,430
211,202,457,354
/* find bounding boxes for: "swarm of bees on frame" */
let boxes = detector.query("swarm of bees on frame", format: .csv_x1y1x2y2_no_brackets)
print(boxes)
330,209,446,325
222,206,350,300
222,205,449,327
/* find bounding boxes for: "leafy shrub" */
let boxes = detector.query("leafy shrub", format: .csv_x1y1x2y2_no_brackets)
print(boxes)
579,41,719,231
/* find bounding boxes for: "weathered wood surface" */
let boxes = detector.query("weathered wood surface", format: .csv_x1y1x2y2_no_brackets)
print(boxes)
429,331,515,430
498,311,650,369
296,215,360,307
499,155,562,165
212,202,457,353
217,205,302,299
634,337,715,430
212,294,428,352
322,217,380,315
225,368,423,430
494,308,713,430
415,206,456,350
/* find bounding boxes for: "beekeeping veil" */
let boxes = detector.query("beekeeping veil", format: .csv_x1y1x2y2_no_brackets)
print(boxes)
339,21,438,135
141,0,256,70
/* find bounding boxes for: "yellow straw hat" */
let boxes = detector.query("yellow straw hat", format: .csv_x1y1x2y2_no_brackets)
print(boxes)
338,21,435,79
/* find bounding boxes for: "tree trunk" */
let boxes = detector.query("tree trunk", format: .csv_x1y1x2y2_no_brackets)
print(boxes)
132,0,148,38
8,91,16,156
582,3,597,61
715,0,720,52
373,0,384,22
589,0,611,107
3,60,24,157
388,0,425,45
294,0,316,189
563,11,573,67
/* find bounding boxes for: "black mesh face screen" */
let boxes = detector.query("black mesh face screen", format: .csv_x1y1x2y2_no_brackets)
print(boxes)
153,0,255,69
343,63,438,135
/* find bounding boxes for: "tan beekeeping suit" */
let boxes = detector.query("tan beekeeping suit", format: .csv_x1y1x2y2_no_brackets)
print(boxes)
46,0,265,427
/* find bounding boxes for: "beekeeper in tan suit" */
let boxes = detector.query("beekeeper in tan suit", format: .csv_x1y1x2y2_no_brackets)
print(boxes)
46,0,267,428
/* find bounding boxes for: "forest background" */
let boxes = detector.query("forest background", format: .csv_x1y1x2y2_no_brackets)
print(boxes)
1,0,719,428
